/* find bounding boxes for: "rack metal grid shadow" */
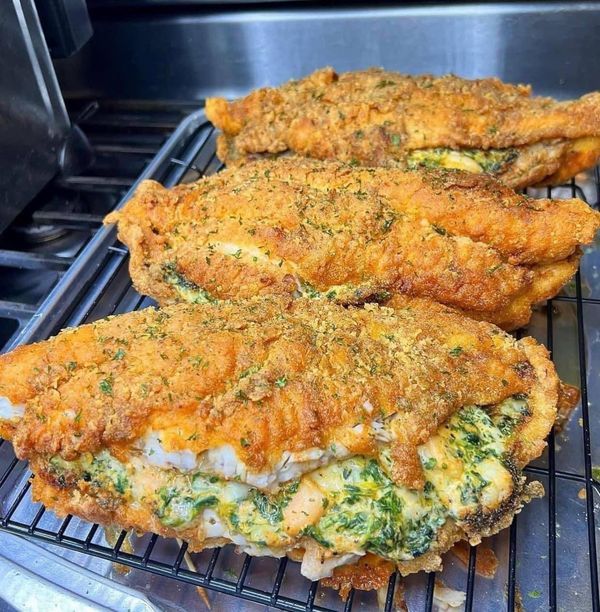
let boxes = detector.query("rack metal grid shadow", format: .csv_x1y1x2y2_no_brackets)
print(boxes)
0,110,599,611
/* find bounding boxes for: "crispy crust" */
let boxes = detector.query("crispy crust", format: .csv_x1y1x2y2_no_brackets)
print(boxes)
380,250,580,332
1,297,542,470
537,136,600,187
104,157,599,326
320,554,395,599
500,137,600,189
499,140,570,190
379,297,558,470
4,295,556,588
226,158,599,266
508,338,560,467
106,174,529,315
457,254,581,331
205,67,600,186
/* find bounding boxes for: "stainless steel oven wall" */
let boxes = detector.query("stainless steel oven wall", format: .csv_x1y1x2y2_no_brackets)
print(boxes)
0,0,71,234
55,2,600,101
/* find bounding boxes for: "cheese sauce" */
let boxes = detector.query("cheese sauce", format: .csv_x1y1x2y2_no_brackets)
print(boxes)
407,148,518,174
46,396,530,578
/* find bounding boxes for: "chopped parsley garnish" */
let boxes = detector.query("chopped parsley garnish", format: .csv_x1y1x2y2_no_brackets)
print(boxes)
382,216,396,233
235,389,250,402
99,378,113,396
189,356,206,368
275,375,288,388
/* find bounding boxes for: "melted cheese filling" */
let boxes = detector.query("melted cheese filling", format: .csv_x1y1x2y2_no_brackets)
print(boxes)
47,397,530,580
407,148,518,174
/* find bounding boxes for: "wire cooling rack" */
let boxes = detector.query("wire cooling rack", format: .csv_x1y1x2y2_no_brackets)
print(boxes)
0,110,599,611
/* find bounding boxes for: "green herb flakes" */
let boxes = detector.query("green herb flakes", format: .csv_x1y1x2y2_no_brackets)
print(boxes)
275,375,288,389
99,378,113,396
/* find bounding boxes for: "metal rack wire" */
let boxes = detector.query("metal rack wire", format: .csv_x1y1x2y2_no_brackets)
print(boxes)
0,100,196,348
0,109,598,611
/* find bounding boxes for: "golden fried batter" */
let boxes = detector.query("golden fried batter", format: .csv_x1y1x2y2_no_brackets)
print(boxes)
105,157,600,329
206,67,600,188
320,553,395,599
0,296,544,468
442,255,580,331
0,296,560,582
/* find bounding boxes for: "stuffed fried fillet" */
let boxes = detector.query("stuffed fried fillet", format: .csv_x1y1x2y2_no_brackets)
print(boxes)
206,67,600,189
105,157,600,330
0,297,561,580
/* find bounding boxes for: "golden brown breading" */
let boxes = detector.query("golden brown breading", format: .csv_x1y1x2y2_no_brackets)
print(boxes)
0,296,560,585
320,553,395,599
449,255,580,331
206,67,600,188
220,158,599,266
108,174,530,313
104,157,599,328
499,138,600,189
537,137,600,186
0,296,546,471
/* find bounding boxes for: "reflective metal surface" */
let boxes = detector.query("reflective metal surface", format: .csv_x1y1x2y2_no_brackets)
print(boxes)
34,0,93,58
0,534,158,612
56,2,600,101
0,0,71,234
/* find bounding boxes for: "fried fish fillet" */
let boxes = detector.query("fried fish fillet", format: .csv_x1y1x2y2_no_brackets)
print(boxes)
0,296,560,580
105,157,600,329
206,67,600,189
